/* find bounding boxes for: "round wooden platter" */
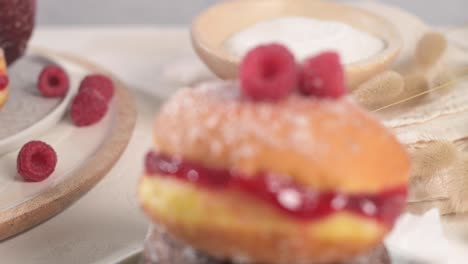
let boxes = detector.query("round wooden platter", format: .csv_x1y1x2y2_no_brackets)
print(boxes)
0,48,137,240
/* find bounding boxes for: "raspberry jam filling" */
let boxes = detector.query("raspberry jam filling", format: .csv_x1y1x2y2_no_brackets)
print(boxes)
145,152,407,226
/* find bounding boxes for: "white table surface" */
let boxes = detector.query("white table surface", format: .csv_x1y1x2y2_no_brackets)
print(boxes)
0,26,197,264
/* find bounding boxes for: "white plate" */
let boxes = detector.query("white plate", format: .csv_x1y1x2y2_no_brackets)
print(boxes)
0,51,136,240
0,54,78,156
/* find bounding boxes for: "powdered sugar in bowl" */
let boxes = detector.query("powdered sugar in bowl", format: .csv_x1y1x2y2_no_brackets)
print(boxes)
191,0,402,90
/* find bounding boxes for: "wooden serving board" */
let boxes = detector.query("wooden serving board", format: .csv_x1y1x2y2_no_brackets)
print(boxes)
0,50,137,240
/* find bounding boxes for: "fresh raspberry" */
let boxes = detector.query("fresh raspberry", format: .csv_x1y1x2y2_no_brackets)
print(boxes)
38,65,70,97
299,52,346,99
70,89,108,127
79,74,115,102
0,74,8,91
240,44,298,101
17,141,57,182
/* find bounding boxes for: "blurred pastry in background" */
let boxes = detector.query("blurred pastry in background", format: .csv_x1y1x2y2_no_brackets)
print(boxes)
0,48,9,109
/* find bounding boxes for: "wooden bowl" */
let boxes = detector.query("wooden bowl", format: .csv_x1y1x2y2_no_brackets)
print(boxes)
191,0,402,90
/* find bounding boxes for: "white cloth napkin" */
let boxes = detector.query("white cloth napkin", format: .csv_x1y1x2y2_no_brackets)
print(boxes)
386,209,468,263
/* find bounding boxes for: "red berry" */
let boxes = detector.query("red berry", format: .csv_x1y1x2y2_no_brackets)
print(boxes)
17,141,57,182
299,52,346,99
240,44,298,101
79,74,114,102
38,65,70,97
70,90,108,127
0,74,8,91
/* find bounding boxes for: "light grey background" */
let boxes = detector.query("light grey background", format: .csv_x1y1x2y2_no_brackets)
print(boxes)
38,0,468,26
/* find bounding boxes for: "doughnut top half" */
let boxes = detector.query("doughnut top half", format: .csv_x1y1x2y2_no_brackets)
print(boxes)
154,81,409,193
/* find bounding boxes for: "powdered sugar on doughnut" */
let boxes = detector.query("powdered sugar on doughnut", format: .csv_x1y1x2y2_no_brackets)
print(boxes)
154,81,408,192
157,81,360,159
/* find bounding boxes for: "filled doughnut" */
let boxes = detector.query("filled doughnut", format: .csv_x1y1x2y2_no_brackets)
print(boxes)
139,44,410,264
